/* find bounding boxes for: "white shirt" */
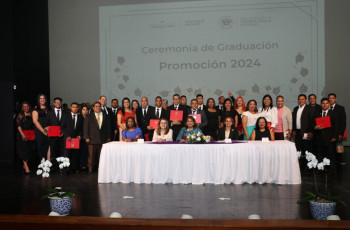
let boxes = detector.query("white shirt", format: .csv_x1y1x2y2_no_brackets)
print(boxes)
54,108,61,120
152,129,173,142
322,109,329,117
112,108,118,115
191,109,198,114
198,104,204,110
101,106,109,115
155,107,162,118
258,107,278,128
242,111,260,126
71,112,77,129
296,104,306,129
330,103,336,111
142,106,149,115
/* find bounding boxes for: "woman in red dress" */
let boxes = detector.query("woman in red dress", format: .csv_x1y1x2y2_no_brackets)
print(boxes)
117,97,137,141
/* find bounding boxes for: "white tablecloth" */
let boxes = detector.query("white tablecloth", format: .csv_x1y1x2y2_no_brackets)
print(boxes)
98,141,301,185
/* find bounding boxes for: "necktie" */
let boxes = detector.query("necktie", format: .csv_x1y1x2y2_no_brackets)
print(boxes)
113,109,117,115
322,112,326,117
57,110,60,121
330,105,333,111
175,106,178,111
73,115,76,129
192,110,196,114
156,108,160,119
199,106,202,111
143,108,146,117
97,113,101,128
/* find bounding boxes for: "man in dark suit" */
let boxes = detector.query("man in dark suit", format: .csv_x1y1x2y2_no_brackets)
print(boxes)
61,102,84,172
196,94,207,111
83,102,111,173
187,99,208,131
292,94,315,164
314,98,338,173
328,93,347,172
136,96,153,141
110,98,119,141
148,96,169,141
46,97,66,161
168,94,188,140
99,96,117,140
215,96,225,112
308,94,322,114
180,95,191,110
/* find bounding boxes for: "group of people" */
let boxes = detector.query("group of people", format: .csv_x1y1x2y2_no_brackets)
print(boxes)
16,91,346,174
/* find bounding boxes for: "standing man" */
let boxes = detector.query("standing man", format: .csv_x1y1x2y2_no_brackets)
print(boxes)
196,94,207,111
180,95,191,110
111,98,119,141
46,97,66,162
292,94,315,168
136,97,153,141
61,102,84,173
215,96,225,112
328,93,347,172
99,96,117,140
83,102,111,173
168,94,188,140
274,95,293,140
187,99,208,131
148,96,169,140
308,94,322,114
314,98,338,173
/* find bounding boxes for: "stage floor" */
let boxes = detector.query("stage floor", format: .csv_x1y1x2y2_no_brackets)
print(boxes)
0,148,349,220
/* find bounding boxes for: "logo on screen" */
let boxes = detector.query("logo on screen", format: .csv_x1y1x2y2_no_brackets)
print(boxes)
219,16,233,29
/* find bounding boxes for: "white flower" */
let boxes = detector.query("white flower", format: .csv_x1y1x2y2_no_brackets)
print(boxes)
43,167,50,172
305,152,316,162
296,151,301,159
307,160,317,169
42,172,50,178
64,158,70,163
323,158,330,166
38,163,43,168
41,158,45,163
196,137,201,141
36,169,43,175
317,162,325,170
59,164,64,169
46,160,52,167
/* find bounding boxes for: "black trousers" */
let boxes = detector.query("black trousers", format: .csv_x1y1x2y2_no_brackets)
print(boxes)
274,132,285,140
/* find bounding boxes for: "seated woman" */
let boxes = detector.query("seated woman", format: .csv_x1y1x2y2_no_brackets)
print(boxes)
251,117,275,141
217,116,239,140
122,117,143,142
176,116,202,142
152,118,173,142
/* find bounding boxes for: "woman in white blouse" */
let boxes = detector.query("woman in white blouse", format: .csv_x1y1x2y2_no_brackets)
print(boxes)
242,100,260,140
152,118,173,142
258,94,278,130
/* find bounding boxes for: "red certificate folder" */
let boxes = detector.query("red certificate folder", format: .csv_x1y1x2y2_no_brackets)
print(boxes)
66,138,80,149
344,129,347,138
170,110,183,121
48,126,61,137
149,119,160,129
316,116,331,128
23,130,35,141
189,114,201,123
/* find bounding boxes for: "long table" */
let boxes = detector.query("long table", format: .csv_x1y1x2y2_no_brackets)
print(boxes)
98,140,301,185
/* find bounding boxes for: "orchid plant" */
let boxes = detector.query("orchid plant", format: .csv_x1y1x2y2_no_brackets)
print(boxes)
36,157,70,178
297,151,345,205
185,132,211,143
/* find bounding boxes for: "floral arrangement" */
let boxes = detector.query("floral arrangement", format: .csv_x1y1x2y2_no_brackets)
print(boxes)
42,187,75,199
184,132,211,143
37,157,70,178
297,151,344,205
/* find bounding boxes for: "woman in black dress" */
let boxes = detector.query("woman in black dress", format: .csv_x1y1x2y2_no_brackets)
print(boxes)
234,96,246,140
251,117,275,141
220,98,238,128
16,102,35,174
32,94,50,160
204,98,221,140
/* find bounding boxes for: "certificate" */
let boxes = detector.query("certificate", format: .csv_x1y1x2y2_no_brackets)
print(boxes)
189,114,201,123
170,110,183,121
66,138,80,149
23,130,35,141
316,116,331,128
149,119,160,129
48,126,61,137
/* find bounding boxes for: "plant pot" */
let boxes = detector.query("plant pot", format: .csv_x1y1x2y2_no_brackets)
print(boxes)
309,200,336,220
49,197,73,216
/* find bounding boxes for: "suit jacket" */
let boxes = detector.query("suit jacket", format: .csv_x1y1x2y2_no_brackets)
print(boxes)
198,104,207,111
148,107,170,120
314,110,339,144
186,108,208,128
61,113,84,139
215,105,225,112
292,104,315,134
310,104,322,114
102,106,117,139
136,106,154,134
83,112,111,145
46,109,66,126
217,127,239,140
168,104,188,122
331,104,346,136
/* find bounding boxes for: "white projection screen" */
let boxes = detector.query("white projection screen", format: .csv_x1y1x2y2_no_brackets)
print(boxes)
99,0,324,109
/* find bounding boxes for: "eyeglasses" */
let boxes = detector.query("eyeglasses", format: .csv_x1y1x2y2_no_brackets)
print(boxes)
160,122,167,124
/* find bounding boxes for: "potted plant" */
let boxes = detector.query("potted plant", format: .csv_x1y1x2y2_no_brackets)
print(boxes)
297,151,346,220
42,187,76,216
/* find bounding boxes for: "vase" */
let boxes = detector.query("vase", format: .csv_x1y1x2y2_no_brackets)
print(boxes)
49,197,73,216
309,200,336,220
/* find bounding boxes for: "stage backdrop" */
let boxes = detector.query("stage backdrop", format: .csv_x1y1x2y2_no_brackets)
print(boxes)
48,0,350,144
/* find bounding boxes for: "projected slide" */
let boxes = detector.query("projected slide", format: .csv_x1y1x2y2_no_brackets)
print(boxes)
99,0,324,106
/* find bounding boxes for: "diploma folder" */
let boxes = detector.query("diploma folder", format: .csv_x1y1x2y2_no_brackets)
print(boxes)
66,138,80,149
48,126,61,137
170,110,183,121
149,119,160,129
189,114,201,123
315,116,331,128
23,130,35,141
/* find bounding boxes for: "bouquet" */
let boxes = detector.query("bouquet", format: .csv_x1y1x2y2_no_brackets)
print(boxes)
185,132,211,143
